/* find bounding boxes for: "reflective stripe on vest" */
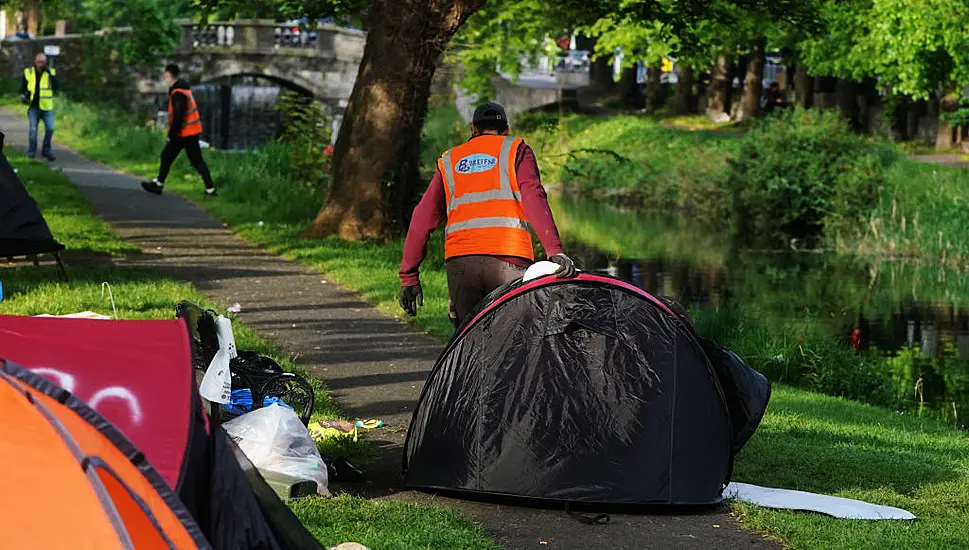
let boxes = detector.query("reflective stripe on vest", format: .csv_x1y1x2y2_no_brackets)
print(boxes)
446,216,530,234
440,135,534,260
24,67,55,111
169,89,203,137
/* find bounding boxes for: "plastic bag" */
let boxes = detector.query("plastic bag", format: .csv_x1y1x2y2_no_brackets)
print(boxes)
223,403,329,496
199,315,236,404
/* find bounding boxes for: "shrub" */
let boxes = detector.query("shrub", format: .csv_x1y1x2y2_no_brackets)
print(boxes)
420,104,467,176
692,306,898,411
275,90,332,192
727,108,895,246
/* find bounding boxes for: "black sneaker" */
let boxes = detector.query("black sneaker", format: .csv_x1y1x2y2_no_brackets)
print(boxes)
43,153,55,161
205,188,218,197
141,180,164,195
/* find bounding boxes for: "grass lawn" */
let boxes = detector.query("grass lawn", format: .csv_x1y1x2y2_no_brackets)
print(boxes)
733,387,969,550
0,151,497,550
8,99,969,549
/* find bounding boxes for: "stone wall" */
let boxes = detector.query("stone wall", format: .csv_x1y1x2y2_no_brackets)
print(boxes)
0,34,85,87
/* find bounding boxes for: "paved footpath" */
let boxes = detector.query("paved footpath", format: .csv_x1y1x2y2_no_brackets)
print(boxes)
1,109,776,550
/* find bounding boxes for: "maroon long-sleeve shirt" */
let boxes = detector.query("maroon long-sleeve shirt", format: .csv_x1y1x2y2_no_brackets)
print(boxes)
399,140,564,287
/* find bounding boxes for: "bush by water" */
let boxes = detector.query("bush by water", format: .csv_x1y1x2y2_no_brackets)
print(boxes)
508,107,966,261
727,108,895,246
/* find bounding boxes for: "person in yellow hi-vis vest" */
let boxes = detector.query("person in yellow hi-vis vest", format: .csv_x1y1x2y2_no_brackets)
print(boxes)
19,53,58,161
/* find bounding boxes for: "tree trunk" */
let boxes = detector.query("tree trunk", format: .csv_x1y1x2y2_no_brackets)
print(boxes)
794,63,813,109
304,0,486,240
620,66,646,109
707,52,733,118
643,65,662,112
576,35,614,92
836,79,860,131
24,0,40,35
858,78,880,133
673,63,695,115
739,36,766,121
936,90,960,150
889,96,910,141
591,57,616,91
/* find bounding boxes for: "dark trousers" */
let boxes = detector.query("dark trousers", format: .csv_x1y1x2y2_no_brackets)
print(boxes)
446,255,526,327
157,134,215,189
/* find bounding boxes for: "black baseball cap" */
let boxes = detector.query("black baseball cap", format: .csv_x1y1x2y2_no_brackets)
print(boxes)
472,102,508,125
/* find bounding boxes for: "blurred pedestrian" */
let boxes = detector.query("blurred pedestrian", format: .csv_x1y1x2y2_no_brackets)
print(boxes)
20,53,57,161
141,64,216,196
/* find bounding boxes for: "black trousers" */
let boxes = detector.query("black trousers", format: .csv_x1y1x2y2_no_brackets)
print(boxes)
446,255,526,327
157,134,215,189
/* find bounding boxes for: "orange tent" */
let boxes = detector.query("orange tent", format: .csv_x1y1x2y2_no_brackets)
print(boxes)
0,360,211,549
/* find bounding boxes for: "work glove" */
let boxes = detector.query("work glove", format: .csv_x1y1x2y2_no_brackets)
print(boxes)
20,93,29,105
399,283,423,317
550,253,578,278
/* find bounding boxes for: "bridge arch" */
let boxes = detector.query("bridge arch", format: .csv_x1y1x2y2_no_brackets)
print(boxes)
198,70,316,100
189,73,326,151
141,20,364,148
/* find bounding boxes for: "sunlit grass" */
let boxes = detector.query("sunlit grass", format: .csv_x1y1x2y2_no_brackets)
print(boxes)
733,386,969,550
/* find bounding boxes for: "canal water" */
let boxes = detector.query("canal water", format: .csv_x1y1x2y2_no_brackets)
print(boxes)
552,196,969,429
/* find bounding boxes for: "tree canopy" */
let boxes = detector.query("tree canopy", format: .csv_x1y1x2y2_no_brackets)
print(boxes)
800,0,969,99
448,0,822,98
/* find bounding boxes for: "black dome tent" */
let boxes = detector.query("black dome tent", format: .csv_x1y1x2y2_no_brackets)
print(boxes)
403,273,771,506
0,135,67,279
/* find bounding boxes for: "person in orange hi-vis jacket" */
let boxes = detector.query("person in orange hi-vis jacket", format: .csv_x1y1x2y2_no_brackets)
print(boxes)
399,101,577,328
141,64,217,197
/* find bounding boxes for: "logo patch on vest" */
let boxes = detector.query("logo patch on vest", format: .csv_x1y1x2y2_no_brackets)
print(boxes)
455,153,498,175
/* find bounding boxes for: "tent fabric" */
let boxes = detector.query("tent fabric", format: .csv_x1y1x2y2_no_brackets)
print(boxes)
697,339,771,455
0,315,194,488
404,273,771,506
0,314,325,550
0,361,210,549
0,150,64,257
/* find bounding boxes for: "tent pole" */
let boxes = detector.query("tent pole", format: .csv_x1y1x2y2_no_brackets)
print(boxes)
54,252,69,282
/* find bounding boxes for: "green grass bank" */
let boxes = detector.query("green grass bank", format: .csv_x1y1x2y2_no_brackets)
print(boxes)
6,99,969,548
0,151,496,549
515,107,969,263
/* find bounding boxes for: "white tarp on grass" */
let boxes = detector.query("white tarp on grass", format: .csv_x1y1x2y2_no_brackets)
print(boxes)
725,482,916,520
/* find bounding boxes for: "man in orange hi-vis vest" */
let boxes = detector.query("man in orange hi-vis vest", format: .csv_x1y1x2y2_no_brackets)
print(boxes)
399,102,577,328
141,64,217,196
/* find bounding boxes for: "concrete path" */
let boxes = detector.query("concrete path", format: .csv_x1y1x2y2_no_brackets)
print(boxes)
0,109,776,549
910,153,969,169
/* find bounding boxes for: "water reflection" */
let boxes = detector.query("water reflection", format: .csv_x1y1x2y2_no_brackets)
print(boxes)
552,196,969,429
191,75,312,151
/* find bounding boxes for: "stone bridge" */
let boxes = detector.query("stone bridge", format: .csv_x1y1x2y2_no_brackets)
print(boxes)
1,19,590,147
147,19,365,123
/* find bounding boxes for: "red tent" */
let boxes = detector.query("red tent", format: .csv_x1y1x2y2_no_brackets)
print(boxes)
0,315,195,487
0,314,324,550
